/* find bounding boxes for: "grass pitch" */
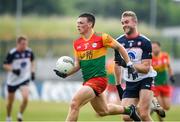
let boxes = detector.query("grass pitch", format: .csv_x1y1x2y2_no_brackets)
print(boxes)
0,99,180,121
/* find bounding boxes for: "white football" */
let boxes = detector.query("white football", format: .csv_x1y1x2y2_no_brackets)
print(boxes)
56,56,74,74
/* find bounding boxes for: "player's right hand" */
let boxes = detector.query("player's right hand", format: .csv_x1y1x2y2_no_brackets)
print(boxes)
169,75,176,84
12,69,21,76
53,69,67,78
127,63,138,80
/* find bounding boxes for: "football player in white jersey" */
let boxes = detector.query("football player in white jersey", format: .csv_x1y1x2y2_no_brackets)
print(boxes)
3,36,35,122
114,11,157,121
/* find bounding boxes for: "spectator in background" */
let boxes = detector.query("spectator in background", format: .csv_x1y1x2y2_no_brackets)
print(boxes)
3,36,35,122
151,41,175,122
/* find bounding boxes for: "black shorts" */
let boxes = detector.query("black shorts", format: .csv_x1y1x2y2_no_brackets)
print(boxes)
122,77,153,99
7,80,30,93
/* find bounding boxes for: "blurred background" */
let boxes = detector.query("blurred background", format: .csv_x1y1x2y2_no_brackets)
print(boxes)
0,0,180,121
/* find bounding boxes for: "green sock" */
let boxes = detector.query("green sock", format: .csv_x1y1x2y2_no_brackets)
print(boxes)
123,106,131,115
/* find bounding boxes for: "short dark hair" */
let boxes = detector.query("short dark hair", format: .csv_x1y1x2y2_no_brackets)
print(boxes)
152,41,161,47
79,13,95,28
16,35,27,43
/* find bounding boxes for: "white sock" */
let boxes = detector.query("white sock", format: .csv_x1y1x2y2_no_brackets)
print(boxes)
17,112,23,119
6,116,12,122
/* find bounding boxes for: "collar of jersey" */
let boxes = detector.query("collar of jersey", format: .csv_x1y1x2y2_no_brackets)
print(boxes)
153,52,162,58
125,32,139,39
82,30,94,41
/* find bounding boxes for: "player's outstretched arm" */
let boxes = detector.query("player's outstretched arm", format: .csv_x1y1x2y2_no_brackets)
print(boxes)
54,57,80,78
3,64,13,72
102,33,138,80
167,59,175,83
113,41,138,80
113,40,131,64
3,64,21,76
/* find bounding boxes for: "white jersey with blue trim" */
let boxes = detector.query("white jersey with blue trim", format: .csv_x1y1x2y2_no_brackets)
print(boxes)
4,47,34,86
115,34,157,82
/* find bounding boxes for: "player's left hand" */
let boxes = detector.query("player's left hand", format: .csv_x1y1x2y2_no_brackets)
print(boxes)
31,72,35,81
53,69,67,78
127,62,138,80
169,75,176,84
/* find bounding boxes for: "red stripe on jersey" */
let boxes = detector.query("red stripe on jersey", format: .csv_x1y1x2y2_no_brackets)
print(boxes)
74,34,103,51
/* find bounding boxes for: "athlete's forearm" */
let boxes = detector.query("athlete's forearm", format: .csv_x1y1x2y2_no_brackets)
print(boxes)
134,63,150,74
67,65,80,76
3,64,13,72
31,61,35,73
167,64,173,76
117,45,131,64
114,63,122,85
67,57,80,76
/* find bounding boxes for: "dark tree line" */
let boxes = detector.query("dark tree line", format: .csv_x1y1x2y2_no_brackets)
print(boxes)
0,0,180,27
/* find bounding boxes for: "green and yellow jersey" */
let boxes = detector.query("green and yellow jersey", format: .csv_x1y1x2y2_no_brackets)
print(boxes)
152,52,170,85
73,31,117,82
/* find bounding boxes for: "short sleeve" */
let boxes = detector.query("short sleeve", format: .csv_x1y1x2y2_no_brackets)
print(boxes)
3,52,13,64
73,42,78,58
142,40,152,59
102,33,116,48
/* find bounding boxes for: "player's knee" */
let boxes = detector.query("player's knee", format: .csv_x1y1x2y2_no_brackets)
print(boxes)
122,115,131,121
163,105,170,110
70,99,80,111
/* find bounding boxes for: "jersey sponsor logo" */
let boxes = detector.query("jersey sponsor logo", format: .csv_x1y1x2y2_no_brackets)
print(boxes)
79,50,93,60
128,51,136,60
92,43,97,48
21,62,27,68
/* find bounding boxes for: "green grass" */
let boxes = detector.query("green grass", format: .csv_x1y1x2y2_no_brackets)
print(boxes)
0,15,158,41
1,99,180,121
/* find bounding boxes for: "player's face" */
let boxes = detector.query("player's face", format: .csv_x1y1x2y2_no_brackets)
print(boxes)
77,17,91,34
152,43,161,56
17,40,28,51
121,16,136,35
